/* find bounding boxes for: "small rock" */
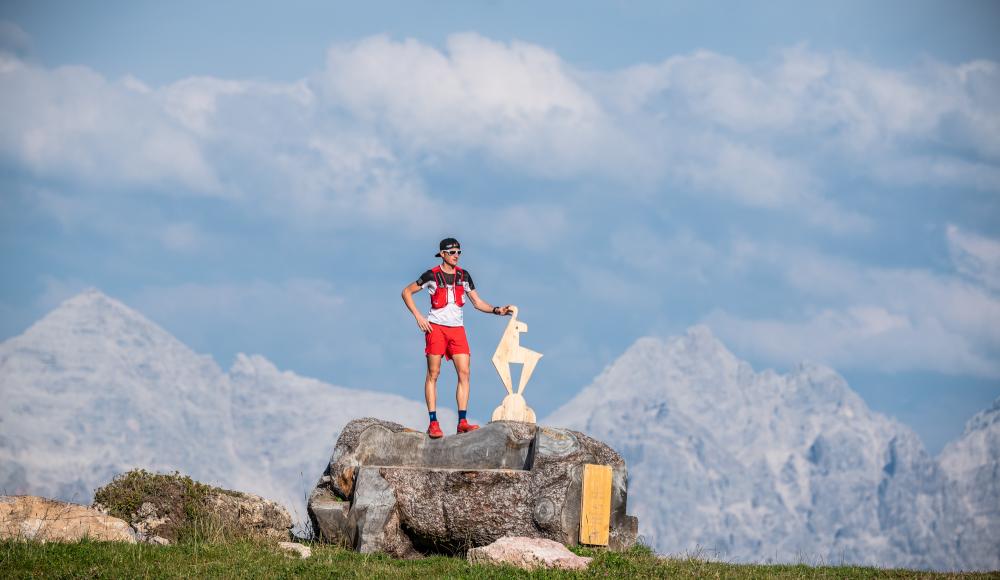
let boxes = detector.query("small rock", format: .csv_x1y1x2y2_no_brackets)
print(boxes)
0,496,136,543
468,536,592,571
278,541,312,559
131,502,171,542
149,535,170,545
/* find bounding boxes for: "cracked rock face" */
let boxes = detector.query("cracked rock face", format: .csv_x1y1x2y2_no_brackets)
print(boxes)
307,418,638,557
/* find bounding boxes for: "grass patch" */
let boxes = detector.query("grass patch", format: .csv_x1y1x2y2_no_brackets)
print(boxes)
1,540,992,579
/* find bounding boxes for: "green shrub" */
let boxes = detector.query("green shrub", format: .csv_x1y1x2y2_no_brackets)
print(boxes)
93,469,245,543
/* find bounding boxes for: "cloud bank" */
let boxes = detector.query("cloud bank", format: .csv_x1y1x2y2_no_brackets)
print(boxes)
2,32,999,382
3,35,997,228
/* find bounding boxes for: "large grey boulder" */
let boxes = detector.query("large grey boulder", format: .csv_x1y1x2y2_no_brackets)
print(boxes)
307,417,638,557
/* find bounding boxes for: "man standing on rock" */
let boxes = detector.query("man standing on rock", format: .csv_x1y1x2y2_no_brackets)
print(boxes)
402,238,512,438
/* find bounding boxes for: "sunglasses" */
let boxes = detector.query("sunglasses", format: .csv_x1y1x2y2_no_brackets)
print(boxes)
443,249,462,256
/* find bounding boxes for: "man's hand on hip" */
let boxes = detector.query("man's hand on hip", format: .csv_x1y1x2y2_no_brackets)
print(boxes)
415,315,432,333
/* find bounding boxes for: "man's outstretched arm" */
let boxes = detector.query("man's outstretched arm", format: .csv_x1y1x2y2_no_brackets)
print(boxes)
402,282,432,332
467,290,512,316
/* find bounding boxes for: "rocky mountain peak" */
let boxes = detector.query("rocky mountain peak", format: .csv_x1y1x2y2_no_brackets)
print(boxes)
9,288,181,355
964,396,1000,434
35,287,139,326
544,325,991,571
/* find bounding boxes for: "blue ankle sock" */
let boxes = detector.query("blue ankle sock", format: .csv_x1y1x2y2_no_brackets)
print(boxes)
458,410,467,421
429,411,437,422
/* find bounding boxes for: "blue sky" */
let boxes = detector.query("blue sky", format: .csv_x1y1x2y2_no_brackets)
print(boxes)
1,1,998,453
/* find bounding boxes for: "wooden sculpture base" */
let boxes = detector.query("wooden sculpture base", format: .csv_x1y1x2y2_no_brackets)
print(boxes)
491,393,537,423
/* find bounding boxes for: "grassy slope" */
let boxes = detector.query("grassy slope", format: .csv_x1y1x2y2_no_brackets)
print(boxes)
1,541,993,579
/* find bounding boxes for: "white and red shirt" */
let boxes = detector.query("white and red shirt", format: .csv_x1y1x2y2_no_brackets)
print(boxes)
416,267,476,327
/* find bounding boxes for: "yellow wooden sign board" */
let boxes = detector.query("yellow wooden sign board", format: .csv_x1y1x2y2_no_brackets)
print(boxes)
579,464,613,546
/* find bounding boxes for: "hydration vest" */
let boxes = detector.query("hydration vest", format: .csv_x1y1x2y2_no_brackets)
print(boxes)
430,265,465,309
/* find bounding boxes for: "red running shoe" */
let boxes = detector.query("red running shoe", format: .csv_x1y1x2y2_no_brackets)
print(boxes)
456,419,479,434
427,420,444,439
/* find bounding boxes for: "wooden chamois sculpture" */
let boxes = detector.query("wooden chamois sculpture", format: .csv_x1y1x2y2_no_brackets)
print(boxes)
491,306,542,423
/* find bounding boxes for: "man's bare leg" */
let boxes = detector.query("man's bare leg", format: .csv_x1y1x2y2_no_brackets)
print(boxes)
425,355,442,412
425,355,444,438
452,354,478,432
452,353,471,409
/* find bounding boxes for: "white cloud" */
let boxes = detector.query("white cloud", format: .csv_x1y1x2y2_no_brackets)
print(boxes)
0,59,222,194
609,45,1000,216
0,54,439,231
706,306,998,377
283,134,440,226
702,235,1000,378
159,77,253,135
597,224,999,378
613,46,1000,157
314,34,941,229
317,33,649,181
666,135,871,232
780,253,1000,351
947,224,1000,291
1,36,997,241
674,137,811,208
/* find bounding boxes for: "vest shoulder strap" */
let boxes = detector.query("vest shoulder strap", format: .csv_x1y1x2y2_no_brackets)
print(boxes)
432,265,463,286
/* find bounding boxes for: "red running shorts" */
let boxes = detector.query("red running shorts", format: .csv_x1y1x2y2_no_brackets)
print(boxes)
425,323,470,360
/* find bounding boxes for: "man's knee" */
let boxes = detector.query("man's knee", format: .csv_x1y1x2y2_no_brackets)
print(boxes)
426,368,441,382
457,367,470,381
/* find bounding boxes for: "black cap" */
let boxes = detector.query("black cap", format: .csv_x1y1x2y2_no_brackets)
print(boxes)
436,237,460,256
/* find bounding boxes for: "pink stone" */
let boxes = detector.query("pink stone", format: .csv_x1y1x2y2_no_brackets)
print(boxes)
468,536,592,571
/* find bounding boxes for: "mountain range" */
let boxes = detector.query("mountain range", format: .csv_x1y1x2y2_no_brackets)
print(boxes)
547,328,998,570
0,289,453,524
0,290,995,570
